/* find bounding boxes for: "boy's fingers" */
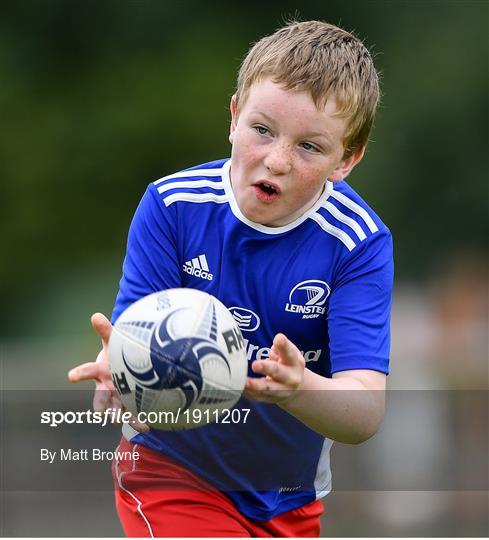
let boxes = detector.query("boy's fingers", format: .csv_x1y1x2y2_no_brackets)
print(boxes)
128,416,150,433
245,376,273,394
109,394,123,411
272,333,301,365
252,360,300,386
93,389,112,413
244,377,285,399
68,362,100,383
91,313,112,345
269,348,279,362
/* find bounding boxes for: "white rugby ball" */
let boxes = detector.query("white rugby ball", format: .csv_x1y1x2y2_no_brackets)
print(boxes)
109,288,248,430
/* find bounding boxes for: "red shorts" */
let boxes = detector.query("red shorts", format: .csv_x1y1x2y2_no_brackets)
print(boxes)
112,437,323,537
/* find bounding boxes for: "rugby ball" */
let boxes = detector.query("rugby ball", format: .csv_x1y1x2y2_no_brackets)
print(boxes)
108,288,248,430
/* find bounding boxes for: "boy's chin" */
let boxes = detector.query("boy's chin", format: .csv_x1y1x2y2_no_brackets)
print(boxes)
242,208,290,228
241,207,271,226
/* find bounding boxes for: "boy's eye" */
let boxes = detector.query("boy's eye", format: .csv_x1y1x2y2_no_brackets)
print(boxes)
300,142,320,153
254,125,270,136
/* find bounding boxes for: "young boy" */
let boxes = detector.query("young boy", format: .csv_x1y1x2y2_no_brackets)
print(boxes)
69,20,393,537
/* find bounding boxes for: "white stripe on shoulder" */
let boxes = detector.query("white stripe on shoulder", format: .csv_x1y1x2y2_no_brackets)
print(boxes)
329,190,379,233
163,192,228,207
309,213,356,251
157,179,224,194
322,201,367,241
153,168,223,186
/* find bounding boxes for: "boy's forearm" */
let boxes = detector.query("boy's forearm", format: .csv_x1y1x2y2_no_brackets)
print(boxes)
279,369,386,444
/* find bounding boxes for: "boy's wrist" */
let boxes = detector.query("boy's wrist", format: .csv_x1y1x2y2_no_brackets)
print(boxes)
278,368,317,410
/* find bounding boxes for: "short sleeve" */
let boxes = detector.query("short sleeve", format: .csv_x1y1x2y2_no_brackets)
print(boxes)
328,229,394,374
111,183,181,323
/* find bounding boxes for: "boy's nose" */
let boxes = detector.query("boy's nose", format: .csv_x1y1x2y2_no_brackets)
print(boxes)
264,142,292,175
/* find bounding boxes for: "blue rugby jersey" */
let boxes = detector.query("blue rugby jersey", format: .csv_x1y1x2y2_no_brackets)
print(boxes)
112,158,393,521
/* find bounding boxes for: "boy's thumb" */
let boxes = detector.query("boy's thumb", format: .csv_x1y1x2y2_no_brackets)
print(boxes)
91,313,112,345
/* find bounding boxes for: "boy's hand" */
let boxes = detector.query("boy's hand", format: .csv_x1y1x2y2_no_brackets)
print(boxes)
244,333,305,404
68,313,115,411
68,313,148,433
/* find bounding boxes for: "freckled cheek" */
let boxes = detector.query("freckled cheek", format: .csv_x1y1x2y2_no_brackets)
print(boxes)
295,168,325,197
238,140,262,169
231,139,261,192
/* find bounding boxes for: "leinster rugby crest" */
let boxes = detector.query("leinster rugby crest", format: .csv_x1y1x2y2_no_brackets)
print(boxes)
285,280,331,319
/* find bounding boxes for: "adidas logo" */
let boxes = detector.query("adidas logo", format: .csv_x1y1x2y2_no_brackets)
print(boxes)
183,254,213,281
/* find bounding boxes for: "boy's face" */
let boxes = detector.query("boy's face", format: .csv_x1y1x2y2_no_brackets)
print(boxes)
229,78,364,227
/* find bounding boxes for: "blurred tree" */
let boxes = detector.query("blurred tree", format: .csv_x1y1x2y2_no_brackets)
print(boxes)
0,0,487,336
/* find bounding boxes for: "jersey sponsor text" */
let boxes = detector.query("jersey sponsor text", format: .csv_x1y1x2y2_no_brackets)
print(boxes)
243,338,321,363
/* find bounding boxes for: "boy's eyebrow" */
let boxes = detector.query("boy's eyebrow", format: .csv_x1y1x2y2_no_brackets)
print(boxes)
250,110,332,141
250,110,276,124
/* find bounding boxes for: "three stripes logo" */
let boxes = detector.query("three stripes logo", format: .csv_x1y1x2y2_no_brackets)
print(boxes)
183,254,213,281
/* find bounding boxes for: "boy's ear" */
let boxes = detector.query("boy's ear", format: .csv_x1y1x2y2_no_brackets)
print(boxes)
229,95,238,144
329,146,366,182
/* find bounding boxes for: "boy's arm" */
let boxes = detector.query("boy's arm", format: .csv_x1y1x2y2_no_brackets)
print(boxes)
246,228,393,443
245,335,385,443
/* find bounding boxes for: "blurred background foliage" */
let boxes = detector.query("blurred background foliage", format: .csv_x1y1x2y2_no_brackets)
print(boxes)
1,2,487,537
0,0,487,337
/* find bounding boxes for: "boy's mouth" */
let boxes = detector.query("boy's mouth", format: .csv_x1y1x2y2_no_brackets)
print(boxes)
253,180,280,196
260,182,277,194
253,181,281,202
